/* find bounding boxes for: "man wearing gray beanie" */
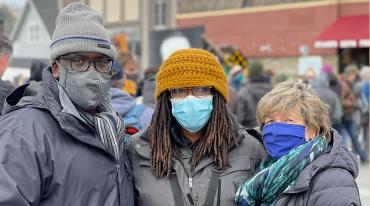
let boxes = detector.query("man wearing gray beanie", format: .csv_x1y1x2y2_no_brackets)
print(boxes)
0,2,134,205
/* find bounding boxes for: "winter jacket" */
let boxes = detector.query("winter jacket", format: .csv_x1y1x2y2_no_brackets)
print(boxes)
328,73,342,98
0,69,134,206
236,81,272,128
0,79,14,114
314,88,343,124
250,129,361,205
141,73,157,109
310,77,343,125
127,115,266,206
109,87,154,130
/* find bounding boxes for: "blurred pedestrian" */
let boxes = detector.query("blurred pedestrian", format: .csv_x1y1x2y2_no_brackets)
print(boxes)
235,81,361,205
272,72,289,87
117,52,140,96
309,74,342,132
355,66,369,158
322,64,342,98
0,34,14,114
109,61,154,135
127,48,266,206
236,60,272,128
227,85,238,114
28,59,48,82
339,64,367,162
140,66,159,109
0,2,134,205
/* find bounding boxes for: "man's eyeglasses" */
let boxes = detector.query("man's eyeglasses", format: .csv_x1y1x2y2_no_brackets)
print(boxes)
57,56,113,74
169,86,213,99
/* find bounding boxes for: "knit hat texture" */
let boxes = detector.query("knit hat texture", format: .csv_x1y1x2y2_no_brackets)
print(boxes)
155,48,228,102
50,2,116,60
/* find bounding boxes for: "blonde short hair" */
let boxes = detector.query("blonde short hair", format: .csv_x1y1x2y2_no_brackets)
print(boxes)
256,80,331,138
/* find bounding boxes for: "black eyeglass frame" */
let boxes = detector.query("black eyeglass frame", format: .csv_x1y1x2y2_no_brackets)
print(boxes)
168,86,214,99
57,56,114,74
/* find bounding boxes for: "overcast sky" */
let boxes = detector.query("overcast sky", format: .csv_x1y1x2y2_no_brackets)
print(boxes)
0,0,26,8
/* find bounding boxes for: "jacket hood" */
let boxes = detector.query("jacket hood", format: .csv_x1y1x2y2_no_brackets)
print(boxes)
108,88,136,116
287,129,359,193
3,69,60,115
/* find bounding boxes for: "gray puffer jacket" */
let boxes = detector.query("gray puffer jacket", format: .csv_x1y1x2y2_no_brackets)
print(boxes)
127,115,266,206
0,69,134,205
270,130,361,205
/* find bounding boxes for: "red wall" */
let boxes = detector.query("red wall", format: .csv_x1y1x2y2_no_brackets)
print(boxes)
176,2,369,58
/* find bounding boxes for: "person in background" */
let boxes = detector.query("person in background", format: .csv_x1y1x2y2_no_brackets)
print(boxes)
234,80,361,205
28,59,48,82
117,52,140,96
0,34,14,114
309,74,343,136
355,65,369,159
127,48,265,206
322,64,342,98
139,66,159,109
271,72,289,87
109,61,154,135
236,60,272,128
0,2,134,205
227,85,238,114
339,64,367,162
228,64,246,91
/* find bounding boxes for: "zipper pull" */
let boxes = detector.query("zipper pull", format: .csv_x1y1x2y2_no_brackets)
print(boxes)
189,178,193,189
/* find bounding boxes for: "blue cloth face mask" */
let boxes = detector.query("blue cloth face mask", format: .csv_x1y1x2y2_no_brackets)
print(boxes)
262,122,307,159
171,95,213,133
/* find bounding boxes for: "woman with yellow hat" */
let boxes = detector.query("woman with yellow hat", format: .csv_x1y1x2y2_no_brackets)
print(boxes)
127,48,266,205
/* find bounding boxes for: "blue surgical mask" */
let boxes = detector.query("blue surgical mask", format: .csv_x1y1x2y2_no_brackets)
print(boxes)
262,122,307,159
170,95,213,133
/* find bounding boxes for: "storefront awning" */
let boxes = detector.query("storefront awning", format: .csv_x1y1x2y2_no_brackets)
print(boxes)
314,15,369,49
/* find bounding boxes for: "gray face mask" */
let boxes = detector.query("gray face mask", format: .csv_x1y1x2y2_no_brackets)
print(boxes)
58,65,111,111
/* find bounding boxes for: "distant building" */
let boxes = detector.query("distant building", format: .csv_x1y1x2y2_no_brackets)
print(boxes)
176,0,369,74
9,0,58,68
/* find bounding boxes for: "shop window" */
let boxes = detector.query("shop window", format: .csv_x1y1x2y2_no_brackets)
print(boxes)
154,0,166,29
106,0,122,23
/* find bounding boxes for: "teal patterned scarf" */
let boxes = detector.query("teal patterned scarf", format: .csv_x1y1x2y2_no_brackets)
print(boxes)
234,136,328,206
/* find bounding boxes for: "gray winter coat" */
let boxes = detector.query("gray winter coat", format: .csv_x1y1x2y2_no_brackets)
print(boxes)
271,130,361,205
0,69,134,206
236,82,272,128
128,116,266,206
0,79,14,114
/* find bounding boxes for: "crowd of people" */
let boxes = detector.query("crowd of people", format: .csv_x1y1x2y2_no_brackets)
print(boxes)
0,2,366,205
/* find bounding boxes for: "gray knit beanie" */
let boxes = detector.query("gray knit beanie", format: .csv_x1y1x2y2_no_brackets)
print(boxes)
50,2,116,60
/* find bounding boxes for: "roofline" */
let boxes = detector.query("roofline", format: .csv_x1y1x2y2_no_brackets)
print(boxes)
176,0,368,19
9,1,29,41
9,0,51,42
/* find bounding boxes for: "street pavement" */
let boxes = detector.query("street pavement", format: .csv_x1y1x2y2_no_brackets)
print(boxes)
357,162,369,205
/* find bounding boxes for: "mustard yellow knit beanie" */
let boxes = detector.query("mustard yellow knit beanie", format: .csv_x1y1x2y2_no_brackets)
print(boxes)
155,48,228,102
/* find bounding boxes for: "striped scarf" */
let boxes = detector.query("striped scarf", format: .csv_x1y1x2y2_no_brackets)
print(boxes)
234,136,328,206
79,97,124,160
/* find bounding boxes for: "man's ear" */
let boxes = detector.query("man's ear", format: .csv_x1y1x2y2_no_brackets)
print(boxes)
51,61,60,78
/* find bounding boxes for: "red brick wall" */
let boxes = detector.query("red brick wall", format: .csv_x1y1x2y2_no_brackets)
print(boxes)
176,2,369,58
